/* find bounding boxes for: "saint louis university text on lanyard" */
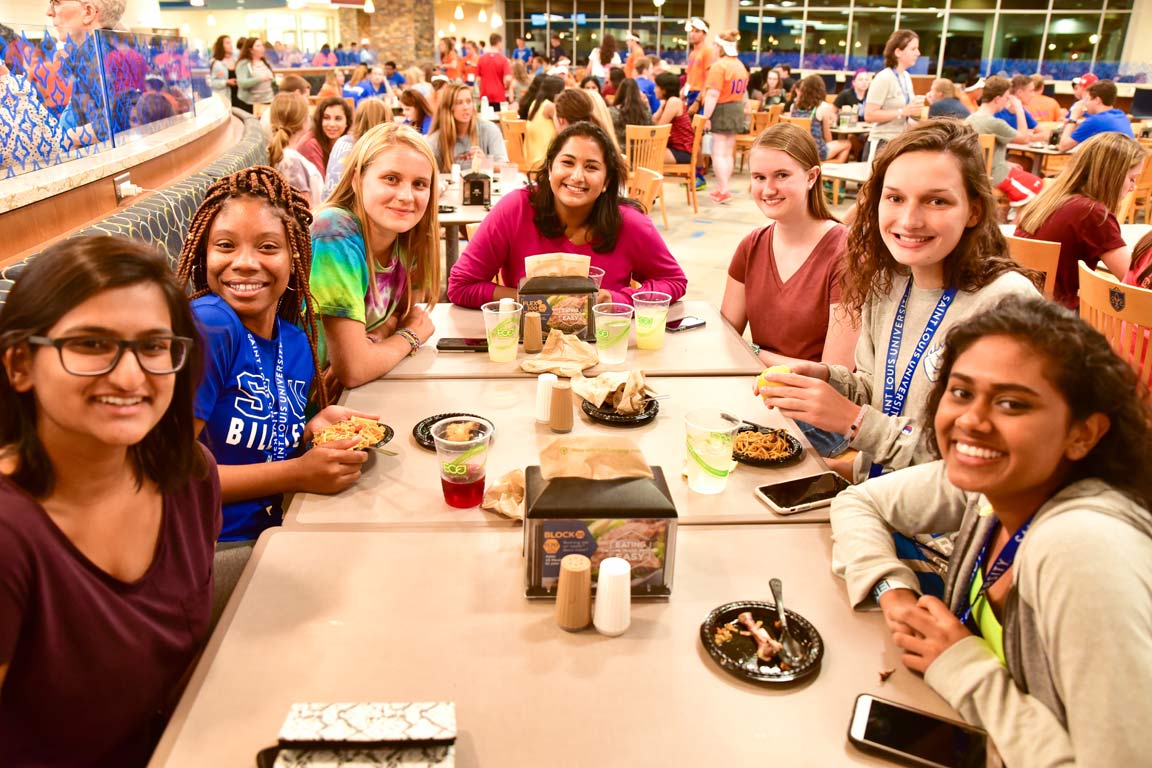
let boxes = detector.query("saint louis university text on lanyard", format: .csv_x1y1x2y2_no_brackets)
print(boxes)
244,321,292,462
956,507,1035,627
869,281,957,479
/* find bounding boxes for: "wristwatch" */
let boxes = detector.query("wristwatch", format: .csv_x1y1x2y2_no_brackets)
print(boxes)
872,579,894,602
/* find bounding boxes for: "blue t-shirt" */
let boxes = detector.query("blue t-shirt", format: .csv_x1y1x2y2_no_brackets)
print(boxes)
192,295,315,542
636,77,660,114
993,107,1037,130
512,47,532,64
1072,108,1136,143
386,72,406,87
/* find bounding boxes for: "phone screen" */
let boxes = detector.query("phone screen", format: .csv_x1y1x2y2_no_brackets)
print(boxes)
436,337,488,351
758,473,849,509
861,699,987,768
666,316,705,332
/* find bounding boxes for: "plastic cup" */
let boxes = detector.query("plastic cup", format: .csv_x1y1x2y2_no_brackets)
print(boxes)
481,300,522,363
632,291,671,350
592,302,633,366
587,265,605,290
684,408,738,494
431,417,494,508
499,162,519,187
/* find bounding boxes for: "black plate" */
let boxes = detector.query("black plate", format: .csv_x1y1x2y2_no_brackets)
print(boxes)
732,425,803,467
581,398,659,427
700,600,824,684
413,412,490,451
314,422,394,450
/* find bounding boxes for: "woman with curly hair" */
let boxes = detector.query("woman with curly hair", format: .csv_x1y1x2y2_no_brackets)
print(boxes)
447,122,686,308
789,74,850,163
831,294,1152,767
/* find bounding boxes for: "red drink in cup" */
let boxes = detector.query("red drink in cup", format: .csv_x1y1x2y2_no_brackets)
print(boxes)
441,472,486,508
431,417,495,509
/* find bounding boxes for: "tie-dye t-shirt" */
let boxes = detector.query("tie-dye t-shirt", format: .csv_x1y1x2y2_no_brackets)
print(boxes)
310,206,409,364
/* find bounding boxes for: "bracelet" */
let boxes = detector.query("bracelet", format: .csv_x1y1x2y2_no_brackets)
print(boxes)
872,579,894,602
846,405,867,441
395,327,420,357
749,342,761,356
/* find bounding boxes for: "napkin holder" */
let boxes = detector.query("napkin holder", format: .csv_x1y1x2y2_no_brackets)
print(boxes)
523,465,677,599
517,275,598,341
462,171,491,206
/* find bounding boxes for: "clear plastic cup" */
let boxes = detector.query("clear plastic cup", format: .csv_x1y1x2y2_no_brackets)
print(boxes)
499,162,519,187
632,291,671,350
684,408,738,494
587,265,606,290
431,417,494,508
592,302,633,366
481,300,522,363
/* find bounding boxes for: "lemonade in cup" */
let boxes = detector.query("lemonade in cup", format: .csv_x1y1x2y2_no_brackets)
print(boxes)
684,408,738,494
481,300,522,363
632,291,671,350
592,302,633,365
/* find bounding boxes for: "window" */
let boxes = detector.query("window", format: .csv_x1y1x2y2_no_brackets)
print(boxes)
992,14,1046,76
848,10,894,71
801,10,850,70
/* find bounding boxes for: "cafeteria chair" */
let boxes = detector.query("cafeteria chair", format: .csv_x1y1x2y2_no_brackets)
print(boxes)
626,167,664,218
662,115,707,214
501,119,531,173
977,133,995,178
735,111,774,172
625,124,670,227
780,115,812,134
743,99,761,115
1005,234,1060,299
1078,261,1152,389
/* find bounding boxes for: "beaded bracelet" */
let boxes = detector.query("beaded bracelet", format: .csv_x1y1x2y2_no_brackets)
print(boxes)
846,405,867,441
395,327,420,357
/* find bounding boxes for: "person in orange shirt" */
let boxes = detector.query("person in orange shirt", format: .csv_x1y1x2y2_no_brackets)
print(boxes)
462,40,479,87
683,17,716,114
700,30,749,204
958,77,983,113
438,37,461,81
622,31,644,79
1027,74,1066,122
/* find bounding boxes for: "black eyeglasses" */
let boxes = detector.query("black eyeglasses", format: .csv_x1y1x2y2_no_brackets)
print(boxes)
27,335,194,376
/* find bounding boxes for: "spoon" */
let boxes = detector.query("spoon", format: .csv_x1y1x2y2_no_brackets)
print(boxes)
721,412,770,431
372,446,399,456
769,578,805,666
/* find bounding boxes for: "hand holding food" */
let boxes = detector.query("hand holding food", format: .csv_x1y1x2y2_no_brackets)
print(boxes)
754,365,791,394
757,373,860,435
297,438,368,494
313,417,390,450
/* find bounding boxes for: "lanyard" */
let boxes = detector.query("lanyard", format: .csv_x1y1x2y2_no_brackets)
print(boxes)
244,320,291,462
890,67,911,105
956,516,1034,627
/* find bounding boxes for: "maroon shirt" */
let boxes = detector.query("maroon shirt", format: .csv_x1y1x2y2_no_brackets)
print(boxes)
476,51,511,104
1015,195,1126,308
0,450,221,767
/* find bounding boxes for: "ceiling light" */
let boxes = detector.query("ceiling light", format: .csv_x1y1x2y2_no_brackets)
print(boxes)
448,22,456,33
364,0,374,12
206,13,216,25
653,0,666,7
190,0,204,6
454,4,464,20
478,8,487,22
491,12,502,27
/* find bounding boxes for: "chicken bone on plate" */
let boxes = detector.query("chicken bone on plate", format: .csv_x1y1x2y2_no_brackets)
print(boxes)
571,371,655,414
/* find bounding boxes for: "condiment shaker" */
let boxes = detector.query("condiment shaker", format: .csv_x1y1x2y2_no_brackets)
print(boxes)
593,557,632,636
535,373,557,423
555,554,592,631
549,381,574,433
523,311,543,354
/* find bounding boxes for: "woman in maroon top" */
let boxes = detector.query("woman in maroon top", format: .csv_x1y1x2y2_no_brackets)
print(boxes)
0,236,220,767
721,122,857,368
1014,132,1144,307
654,71,694,164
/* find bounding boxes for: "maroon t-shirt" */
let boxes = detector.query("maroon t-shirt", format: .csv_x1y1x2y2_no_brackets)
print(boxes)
728,222,847,362
476,52,511,104
0,450,221,767
1015,195,1126,308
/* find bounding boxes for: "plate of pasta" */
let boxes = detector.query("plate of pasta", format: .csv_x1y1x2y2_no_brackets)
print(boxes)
732,426,803,468
313,417,395,451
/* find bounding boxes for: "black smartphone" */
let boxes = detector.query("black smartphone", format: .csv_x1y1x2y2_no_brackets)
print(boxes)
754,472,850,515
848,694,988,768
438,204,456,214
665,316,706,333
436,337,488,352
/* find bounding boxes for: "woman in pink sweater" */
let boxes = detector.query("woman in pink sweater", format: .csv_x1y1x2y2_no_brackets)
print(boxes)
447,122,687,308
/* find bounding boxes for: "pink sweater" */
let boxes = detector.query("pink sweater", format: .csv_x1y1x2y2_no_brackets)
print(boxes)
446,188,688,308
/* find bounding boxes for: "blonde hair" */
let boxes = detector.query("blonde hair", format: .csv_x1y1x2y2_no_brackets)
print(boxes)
430,83,477,173
351,98,390,138
1016,132,1146,233
321,123,441,310
268,92,307,167
717,29,740,44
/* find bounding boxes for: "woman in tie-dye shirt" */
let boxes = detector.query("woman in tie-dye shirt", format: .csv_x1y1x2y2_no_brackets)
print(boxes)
310,123,442,389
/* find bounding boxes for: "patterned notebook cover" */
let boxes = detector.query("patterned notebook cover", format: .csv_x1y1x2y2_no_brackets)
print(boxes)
271,745,456,768
278,702,457,746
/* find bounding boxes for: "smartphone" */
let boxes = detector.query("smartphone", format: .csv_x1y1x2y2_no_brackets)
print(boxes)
754,471,850,515
665,316,706,333
438,204,457,214
848,695,988,768
436,337,488,352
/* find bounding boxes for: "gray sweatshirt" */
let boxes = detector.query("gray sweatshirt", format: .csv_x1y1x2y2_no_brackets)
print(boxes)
827,271,1039,481
831,461,1152,767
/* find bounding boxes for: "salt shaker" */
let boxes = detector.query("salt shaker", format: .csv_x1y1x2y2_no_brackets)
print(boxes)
593,557,632,636
523,311,543,354
535,373,557,423
549,381,574,433
555,554,592,631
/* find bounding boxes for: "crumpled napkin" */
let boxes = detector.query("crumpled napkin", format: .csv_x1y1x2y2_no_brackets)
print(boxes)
520,329,599,378
481,468,525,519
571,370,654,414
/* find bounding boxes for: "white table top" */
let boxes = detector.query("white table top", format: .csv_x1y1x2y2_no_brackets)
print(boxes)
284,375,832,529
380,300,763,381
830,123,873,135
438,175,523,226
149,526,955,767
820,161,872,184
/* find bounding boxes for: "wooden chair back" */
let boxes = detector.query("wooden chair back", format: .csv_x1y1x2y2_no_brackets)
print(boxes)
1005,234,1060,299
747,110,773,139
625,123,671,175
780,115,811,134
627,167,664,214
1078,261,1152,387
744,99,761,114
502,119,530,171
662,115,708,213
976,133,996,178
766,103,784,125
1126,153,1152,224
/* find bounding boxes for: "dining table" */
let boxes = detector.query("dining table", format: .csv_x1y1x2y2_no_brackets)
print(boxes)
1005,142,1069,176
282,375,832,530
438,171,523,275
148,525,958,767
820,161,873,186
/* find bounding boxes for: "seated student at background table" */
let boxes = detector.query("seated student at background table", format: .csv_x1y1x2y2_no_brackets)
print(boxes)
1015,132,1144,307
1025,74,1065,122
267,93,324,207
789,75,851,163
323,98,391,200
965,76,1043,207
312,123,442,389
653,71,694,165
553,87,623,159
426,82,507,173
608,78,652,151
0,236,219,766
756,121,1040,483
521,75,564,169
399,87,434,135
721,123,856,372
300,96,352,186
830,295,1152,767
176,168,371,601
992,75,1047,144
447,122,687,309
834,69,871,119
1124,230,1152,289
926,78,970,120
1056,79,1135,152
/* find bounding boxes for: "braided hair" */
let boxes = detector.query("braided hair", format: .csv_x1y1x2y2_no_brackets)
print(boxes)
176,166,328,407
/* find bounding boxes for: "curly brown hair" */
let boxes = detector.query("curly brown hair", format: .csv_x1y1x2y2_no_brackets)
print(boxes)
175,166,327,407
840,120,1037,314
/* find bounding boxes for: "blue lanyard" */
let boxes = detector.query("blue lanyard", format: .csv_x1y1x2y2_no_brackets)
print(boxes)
890,67,911,105
244,320,291,462
956,516,1034,627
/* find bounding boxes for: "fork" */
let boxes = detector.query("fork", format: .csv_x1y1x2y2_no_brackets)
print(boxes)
770,578,806,666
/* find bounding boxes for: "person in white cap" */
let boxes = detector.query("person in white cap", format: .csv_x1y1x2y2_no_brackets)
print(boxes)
683,17,716,113
699,29,749,204
623,32,645,78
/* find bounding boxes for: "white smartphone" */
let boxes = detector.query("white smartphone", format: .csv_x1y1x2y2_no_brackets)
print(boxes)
754,472,850,515
848,694,988,768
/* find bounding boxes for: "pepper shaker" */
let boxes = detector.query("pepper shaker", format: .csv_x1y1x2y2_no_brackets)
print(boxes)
549,381,574,433
555,554,592,631
523,311,543,354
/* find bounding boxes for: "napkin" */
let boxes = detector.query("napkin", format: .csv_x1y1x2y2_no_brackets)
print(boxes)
571,370,654,414
539,435,654,481
520,329,599,378
481,469,525,520
524,252,592,278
